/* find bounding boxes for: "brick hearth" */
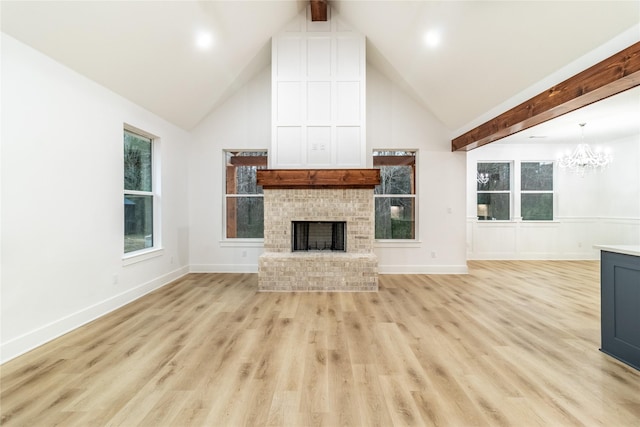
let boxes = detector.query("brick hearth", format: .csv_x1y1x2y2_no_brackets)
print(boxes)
258,185,378,292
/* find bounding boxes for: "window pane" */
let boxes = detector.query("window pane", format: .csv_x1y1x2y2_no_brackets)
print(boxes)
521,193,553,220
227,196,264,238
124,195,153,253
375,165,413,194
375,197,415,239
477,162,510,191
124,130,152,192
225,151,267,195
477,193,510,220
521,162,553,191
373,151,415,195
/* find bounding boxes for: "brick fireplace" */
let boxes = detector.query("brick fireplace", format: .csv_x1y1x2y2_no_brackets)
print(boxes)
257,169,379,291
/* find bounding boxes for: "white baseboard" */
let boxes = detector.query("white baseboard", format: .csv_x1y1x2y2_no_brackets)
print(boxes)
378,264,469,274
190,264,258,273
467,253,599,261
190,263,469,275
0,266,189,364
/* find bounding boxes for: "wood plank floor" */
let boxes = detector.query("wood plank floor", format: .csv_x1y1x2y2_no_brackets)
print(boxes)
2,261,640,426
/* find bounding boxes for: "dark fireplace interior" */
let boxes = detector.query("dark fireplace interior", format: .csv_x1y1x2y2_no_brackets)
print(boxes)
292,221,346,252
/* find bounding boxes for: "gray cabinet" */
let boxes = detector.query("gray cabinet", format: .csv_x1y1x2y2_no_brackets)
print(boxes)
600,250,640,371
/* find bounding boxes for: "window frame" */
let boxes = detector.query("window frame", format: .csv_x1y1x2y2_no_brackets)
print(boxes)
476,161,512,221
520,160,555,221
123,125,161,262
372,149,418,242
223,149,268,242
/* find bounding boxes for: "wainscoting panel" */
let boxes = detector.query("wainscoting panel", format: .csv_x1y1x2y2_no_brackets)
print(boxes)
467,217,639,260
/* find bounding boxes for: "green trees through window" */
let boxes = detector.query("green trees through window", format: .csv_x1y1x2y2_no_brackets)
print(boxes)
373,151,416,239
476,161,554,221
225,151,267,239
521,162,554,220
477,162,511,220
124,129,155,253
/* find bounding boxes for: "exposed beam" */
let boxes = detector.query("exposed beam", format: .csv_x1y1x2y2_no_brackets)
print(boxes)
310,0,328,21
228,155,268,166
373,155,416,167
452,42,640,152
257,169,380,189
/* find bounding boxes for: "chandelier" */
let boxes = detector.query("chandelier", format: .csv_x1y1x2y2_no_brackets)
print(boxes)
558,123,612,177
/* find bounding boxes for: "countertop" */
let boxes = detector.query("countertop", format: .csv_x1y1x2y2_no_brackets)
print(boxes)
593,245,640,257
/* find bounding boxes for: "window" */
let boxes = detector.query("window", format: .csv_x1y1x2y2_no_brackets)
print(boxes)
521,161,554,220
477,162,511,220
124,128,157,254
225,150,267,238
373,150,416,239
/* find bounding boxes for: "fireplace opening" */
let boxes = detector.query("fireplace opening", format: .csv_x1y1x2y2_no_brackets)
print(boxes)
292,221,346,252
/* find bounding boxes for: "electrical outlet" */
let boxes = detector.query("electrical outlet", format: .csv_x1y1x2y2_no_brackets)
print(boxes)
112,274,119,285
431,251,436,258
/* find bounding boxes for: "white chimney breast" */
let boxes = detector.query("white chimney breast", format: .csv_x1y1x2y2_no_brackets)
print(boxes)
271,5,366,169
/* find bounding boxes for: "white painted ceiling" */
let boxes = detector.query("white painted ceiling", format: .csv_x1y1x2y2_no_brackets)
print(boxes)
2,0,639,142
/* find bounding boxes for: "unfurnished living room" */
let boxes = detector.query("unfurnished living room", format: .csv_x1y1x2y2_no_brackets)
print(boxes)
1,1,640,426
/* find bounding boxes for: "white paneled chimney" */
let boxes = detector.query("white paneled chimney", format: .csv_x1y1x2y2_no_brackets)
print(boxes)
271,5,366,169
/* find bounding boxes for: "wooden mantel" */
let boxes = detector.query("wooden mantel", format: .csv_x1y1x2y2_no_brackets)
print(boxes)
452,41,640,151
257,169,380,189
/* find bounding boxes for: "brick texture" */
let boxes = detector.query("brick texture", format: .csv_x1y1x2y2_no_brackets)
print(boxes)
259,188,378,291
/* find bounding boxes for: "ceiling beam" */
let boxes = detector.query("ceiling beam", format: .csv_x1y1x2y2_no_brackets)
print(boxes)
310,0,328,21
452,41,640,152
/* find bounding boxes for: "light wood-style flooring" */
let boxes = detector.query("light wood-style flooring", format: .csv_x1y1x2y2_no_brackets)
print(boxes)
2,261,640,426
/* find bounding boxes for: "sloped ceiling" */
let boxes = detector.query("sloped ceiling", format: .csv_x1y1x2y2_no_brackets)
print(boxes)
1,1,638,133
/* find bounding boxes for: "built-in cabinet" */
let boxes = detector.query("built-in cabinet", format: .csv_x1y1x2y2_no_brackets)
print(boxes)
597,245,640,371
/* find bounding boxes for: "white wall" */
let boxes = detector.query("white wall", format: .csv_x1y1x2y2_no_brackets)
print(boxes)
188,66,271,272
188,61,468,274
466,135,640,259
1,34,191,363
367,66,467,273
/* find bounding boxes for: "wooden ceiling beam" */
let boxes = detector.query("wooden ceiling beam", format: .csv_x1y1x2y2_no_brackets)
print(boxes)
228,155,268,167
452,41,640,152
310,0,328,21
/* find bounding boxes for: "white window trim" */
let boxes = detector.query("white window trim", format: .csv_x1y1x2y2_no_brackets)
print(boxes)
519,160,555,222
123,125,162,261
222,149,267,242
476,160,513,222
373,149,419,241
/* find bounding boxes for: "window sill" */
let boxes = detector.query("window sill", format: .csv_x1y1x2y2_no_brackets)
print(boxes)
220,239,264,248
123,247,164,266
374,240,422,248
475,220,560,224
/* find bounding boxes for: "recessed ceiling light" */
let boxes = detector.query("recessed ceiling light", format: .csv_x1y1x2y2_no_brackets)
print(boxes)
423,30,441,48
195,31,213,49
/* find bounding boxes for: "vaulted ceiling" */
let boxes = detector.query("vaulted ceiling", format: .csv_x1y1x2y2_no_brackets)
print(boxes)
2,1,638,136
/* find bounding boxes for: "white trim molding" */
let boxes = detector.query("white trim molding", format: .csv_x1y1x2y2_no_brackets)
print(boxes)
1,266,189,364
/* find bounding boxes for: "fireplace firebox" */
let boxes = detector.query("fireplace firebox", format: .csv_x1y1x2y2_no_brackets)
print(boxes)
292,221,346,252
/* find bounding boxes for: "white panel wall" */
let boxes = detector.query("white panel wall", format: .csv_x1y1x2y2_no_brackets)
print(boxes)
466,136,640,259
1,34,190,363
271,6,366,168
